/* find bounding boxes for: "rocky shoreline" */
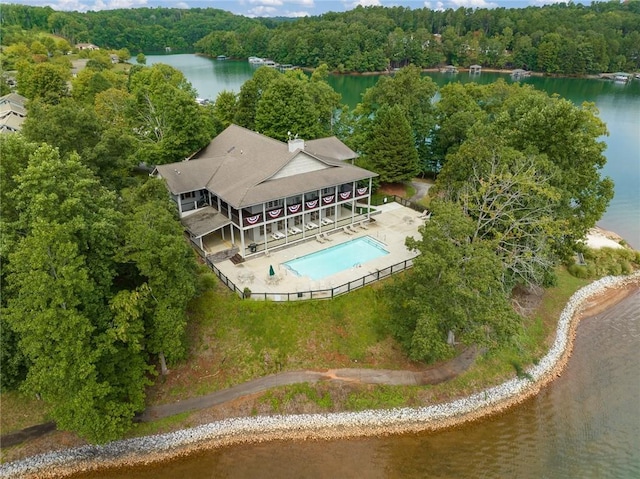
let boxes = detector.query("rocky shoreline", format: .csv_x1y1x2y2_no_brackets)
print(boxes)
2,272,639,479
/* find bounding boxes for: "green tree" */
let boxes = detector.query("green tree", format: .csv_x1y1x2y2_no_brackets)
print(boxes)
213,90,237,128
3,145,148,442
362,104,419,183
22,98,103,161
355,65,437,174
136,52,146,65
439,131,561,287
16,61,70,104
120,180,197,374
255,70,326,141
0,135,39,392
128,64,215,164
234,66,281,131
494,89,613,255
387,200,520,363
432,80,613,261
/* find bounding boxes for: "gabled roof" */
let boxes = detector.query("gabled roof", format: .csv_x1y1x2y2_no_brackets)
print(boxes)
0,102,27,118
0,114,25,132
155,124,376,209
305,137,359,162
0,93,27,108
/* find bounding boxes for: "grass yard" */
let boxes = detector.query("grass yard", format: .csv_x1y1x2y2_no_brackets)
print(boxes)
144,279,422,406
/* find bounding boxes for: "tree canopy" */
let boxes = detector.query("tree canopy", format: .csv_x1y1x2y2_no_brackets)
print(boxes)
387,200,520,363
434,81,613,260
0,136,198,442
3,2,639,74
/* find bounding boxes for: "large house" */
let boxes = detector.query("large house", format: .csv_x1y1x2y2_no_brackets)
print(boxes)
154,124,377,261
0,93,27,134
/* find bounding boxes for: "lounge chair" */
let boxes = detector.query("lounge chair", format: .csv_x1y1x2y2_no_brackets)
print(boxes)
359,221,369,230
306,222,318,230
321,218,334,226
343,226,353,235
322,233,333,242
288,226,302,235
316,235,326,244
271,231,285,240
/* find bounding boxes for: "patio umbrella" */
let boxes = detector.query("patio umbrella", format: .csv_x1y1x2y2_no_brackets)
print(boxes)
269,265,275,276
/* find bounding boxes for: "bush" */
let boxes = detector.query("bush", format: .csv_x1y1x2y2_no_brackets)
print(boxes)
243,286,252,299
568,263,589,279
196,265,217,292
568,246,639,279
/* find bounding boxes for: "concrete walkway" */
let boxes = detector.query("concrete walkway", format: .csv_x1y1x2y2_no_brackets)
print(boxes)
1,348,478,447
141,347,478,421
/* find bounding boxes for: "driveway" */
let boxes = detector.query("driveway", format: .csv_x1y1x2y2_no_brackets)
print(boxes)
409,179,434,203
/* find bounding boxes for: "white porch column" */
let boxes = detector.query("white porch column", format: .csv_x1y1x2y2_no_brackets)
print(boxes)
238,208,244,254
367,177,373,219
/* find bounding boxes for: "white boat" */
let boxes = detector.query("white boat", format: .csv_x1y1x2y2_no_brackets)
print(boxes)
248,56,265,64
613,73,630,83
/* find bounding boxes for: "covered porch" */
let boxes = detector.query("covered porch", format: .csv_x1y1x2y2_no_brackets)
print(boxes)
181,207,235,258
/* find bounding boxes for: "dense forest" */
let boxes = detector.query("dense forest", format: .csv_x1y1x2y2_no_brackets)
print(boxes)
1,1,639,74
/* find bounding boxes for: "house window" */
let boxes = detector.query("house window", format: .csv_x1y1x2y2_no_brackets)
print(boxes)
266,200,281,209
181,191,195,199
322,187,334,195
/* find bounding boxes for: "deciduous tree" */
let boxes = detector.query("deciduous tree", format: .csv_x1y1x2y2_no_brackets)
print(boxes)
387,200,520,363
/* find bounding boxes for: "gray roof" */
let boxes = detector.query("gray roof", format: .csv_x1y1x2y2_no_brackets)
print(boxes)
181,206,231,238
0,93,27,107
0,114,25,132
0,102,27,118
156,125,376,209
305,137,358,162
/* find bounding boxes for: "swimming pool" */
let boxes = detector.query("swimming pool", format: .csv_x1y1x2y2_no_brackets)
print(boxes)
283,235,389,280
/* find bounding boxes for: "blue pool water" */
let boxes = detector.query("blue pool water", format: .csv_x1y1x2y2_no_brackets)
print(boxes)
283,236,389,280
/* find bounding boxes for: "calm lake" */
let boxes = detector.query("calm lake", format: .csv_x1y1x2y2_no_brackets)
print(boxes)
78,55,640,478
144,54,640,248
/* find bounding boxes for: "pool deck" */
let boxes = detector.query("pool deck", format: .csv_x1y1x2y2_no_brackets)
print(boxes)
214,203,426,298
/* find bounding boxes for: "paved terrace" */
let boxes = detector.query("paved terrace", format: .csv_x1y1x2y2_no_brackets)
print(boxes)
214,203,427,300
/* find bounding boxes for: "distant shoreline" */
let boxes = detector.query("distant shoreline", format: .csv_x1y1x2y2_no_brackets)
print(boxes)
190,53,615,81
4,272,638,479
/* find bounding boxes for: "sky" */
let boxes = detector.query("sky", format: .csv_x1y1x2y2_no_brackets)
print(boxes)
3,0,594,18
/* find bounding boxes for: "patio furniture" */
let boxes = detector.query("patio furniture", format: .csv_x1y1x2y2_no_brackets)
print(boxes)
306,222,318,230
321,218,334,226
271,231,285,240
288,226,302,235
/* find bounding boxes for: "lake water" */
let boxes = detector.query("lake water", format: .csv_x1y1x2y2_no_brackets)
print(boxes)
145,54,640,248
86,55,640,478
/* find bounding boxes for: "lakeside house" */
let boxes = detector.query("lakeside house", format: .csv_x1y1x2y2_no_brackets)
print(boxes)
153,125,377,262
469,64,482,74
75,42,99,51
0,92,27,134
